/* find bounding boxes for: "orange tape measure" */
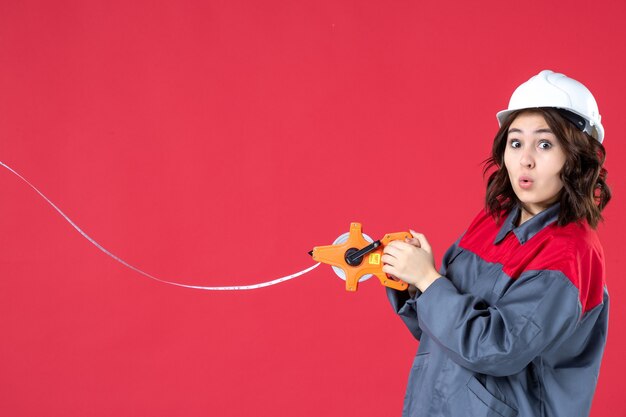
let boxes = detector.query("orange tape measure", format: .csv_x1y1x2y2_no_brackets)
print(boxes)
309,223,411,292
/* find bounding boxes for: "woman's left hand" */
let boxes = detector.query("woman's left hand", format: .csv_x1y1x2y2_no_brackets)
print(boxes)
381,230,441,292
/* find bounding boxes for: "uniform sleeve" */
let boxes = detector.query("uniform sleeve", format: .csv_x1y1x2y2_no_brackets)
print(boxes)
386,287,422,340
385,239,463,342
414,269,582,377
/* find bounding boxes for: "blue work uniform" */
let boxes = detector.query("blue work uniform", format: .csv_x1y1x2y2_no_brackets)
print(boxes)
387,204,608,417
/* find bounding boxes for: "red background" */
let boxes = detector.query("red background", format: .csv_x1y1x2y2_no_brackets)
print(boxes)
1,1,625,416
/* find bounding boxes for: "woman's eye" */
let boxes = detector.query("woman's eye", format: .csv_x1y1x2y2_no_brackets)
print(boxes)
509,139,521,148
538,141,552,150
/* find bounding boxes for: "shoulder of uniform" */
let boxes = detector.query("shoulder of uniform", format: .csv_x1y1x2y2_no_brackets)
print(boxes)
546,221,603,261
542,221,606,313
459,208,506,254
464,208,499,235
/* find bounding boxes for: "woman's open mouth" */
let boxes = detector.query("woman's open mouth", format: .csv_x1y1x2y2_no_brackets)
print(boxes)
519,176,534,190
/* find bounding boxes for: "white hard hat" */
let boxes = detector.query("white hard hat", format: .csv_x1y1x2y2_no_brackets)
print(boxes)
496,70,604,143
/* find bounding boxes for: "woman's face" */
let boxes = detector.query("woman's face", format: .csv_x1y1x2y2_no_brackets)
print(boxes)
504,112,567,218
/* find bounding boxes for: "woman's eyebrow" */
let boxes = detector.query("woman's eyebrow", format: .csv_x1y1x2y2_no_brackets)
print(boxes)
507,127,554,134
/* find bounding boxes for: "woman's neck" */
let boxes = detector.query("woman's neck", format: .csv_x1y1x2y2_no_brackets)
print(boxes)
518,208,534,226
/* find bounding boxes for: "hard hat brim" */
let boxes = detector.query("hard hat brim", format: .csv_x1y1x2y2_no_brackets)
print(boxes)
495,107,604,143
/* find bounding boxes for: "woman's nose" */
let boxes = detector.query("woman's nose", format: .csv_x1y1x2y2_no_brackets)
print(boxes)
520,149,535,169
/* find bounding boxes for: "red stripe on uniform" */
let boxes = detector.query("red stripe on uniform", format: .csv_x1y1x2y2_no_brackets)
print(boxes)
459,210,605,313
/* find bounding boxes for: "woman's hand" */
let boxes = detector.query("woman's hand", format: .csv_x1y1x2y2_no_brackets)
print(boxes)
382,230,440,292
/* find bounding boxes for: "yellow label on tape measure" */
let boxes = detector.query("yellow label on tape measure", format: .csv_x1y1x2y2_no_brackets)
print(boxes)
368,253,381,265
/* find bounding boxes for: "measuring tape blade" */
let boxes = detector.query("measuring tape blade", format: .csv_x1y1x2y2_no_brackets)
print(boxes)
0,160,320,291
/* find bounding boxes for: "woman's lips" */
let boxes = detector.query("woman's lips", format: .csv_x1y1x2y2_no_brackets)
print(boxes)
519,176,534,190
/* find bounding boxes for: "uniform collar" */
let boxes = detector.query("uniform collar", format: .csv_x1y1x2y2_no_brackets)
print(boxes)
494,203,561,245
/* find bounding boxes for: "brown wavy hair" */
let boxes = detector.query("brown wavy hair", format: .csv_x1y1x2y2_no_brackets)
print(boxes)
483,108,611,228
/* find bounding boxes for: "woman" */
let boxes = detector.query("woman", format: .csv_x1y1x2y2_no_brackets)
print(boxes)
382,70,610,417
